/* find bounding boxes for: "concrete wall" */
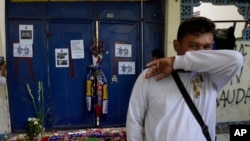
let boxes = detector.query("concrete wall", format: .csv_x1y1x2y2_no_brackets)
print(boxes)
0,0,6,56
193,3,245,38
165,1,180,57
0,0,11,136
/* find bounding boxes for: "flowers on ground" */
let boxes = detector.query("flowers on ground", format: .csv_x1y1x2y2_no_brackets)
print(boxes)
26,81,50,140
26,117,43,140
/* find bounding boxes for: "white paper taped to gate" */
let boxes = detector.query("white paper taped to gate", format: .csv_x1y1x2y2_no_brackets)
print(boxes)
13,43,33,57
115,43,132,57
70,40,84,59
118,61,135,75
19,24,33,44
55,48,69,67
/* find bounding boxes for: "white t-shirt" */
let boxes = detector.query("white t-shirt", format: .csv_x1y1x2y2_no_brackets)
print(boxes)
126,50,243,141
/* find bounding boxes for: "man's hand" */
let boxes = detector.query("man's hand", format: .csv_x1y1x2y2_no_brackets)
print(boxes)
145,57,175,81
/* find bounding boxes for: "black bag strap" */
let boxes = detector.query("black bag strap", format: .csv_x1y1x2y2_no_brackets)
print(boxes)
172,70,211,141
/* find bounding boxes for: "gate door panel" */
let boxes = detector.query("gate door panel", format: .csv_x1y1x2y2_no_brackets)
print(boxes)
6,0,165,131
98,22,140,127
143,22,165,67
7,20,48,132
49,21,95,129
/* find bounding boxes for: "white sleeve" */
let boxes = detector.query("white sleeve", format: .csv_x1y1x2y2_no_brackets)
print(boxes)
0,76,6,85
173,50,243,91
126,70,148,141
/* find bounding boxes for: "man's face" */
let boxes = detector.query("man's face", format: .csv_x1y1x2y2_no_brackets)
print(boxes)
174,33,214,55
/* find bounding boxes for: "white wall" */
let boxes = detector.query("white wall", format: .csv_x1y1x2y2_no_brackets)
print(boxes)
0,0,11,135
165,1,180,57
193,3,245,38
217,41,250,122
0,0,6,56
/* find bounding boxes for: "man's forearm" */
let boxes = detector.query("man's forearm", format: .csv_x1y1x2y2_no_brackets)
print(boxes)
173,50,243,75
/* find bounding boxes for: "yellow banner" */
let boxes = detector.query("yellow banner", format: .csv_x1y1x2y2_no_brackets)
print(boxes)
12,0,149,2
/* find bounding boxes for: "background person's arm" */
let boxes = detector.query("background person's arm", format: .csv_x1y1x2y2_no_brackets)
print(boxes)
0,63,6,84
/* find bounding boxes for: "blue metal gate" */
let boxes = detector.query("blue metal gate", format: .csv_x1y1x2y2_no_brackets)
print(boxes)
6,0,165,132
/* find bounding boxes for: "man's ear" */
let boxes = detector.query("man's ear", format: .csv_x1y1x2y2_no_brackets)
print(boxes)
173,40,180,53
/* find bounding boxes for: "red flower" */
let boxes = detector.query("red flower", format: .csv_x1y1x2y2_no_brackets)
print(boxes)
90,39,104,57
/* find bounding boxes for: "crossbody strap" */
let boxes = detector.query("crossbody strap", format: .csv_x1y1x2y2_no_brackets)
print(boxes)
172,70,211,141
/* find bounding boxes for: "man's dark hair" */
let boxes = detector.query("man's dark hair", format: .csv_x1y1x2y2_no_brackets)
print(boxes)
152,48,164,59
177,16,216,41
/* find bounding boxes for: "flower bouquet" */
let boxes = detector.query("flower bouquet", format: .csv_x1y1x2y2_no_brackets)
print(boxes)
26,81,50,140
26,117,44,140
